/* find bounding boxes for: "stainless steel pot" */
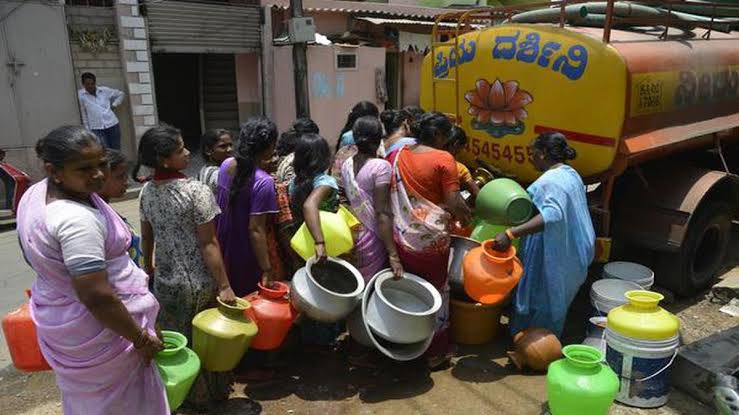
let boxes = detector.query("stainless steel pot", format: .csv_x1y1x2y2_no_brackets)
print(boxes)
346,308,374,348
361,270,434,361
365,270,441,344
289,257,364,323
449,236,481,298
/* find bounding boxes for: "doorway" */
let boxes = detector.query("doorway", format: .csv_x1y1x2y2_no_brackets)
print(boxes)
152,53,241,151
385,52,401,110
152,53,202,150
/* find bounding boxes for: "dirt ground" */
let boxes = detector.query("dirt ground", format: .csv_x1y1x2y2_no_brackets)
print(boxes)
0,289,734,415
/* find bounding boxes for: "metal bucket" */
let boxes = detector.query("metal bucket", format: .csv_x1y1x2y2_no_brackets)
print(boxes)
365,271,441,344
449,236,480,298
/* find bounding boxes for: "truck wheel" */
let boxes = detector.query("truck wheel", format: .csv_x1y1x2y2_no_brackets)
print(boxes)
656,202,732,296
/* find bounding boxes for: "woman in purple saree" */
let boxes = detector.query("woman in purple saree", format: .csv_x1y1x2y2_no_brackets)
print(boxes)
16,126,168,414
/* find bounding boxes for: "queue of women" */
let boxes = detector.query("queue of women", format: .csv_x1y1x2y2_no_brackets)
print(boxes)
16,101,594,414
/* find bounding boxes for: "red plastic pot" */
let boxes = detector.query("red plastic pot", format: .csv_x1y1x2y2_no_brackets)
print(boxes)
244,282,297,350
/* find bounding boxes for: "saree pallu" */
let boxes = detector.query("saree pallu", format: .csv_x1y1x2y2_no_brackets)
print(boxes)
340,157,388,281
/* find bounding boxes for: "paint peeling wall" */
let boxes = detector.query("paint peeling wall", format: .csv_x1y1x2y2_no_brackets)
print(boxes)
271,45,386,148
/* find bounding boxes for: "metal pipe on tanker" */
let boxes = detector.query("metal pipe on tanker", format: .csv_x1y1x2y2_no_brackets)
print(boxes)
658,9,739,27
510,5,588,23
581,2,664,18
655,1,739,18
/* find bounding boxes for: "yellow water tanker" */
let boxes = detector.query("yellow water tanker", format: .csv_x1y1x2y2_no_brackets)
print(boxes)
421,23,739,183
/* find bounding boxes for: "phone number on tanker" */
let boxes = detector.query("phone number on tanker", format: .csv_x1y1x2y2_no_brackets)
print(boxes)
464,138,534,165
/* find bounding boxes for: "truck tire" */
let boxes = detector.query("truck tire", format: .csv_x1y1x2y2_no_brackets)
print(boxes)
656,202,732,296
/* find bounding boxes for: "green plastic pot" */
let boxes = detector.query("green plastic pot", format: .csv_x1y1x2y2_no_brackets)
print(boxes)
547,345,619,415
469,219,520,250
192,297,258,372
155,330,200,412
475,178,532,225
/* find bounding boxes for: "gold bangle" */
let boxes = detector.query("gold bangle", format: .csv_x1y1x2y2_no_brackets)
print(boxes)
505,228,516,241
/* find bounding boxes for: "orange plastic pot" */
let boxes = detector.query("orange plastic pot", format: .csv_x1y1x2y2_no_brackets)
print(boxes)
450,299,503,345
462,241,523,305
244,282,297,351
1,290,51,372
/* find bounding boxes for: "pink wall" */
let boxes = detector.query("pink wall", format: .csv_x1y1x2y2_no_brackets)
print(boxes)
272,46,297,135
271,45,386,149
402,51,424,108
235,52,262,122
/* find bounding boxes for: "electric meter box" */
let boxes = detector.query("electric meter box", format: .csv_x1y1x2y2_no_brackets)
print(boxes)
288,17,316,43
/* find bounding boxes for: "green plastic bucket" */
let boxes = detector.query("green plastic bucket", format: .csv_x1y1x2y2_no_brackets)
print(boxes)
155,330,201,411
475,178,533,225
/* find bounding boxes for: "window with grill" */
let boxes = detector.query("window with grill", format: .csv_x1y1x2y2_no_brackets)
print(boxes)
336,53,357,70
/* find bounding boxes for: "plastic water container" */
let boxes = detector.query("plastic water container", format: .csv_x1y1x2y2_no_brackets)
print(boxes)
582,316,607,354
603,262,655,290
605,329,679,408
475,178,533,225
605,291,680,408
590,279,642,316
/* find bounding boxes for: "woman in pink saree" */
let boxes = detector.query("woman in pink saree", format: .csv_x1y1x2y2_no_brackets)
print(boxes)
339,116,403,281
16,126,168,414
388,112,472,369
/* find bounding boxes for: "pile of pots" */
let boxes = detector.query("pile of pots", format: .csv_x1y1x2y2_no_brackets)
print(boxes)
447,178,532,345
448,235,523,346
290,257,443,361
348,270,442,361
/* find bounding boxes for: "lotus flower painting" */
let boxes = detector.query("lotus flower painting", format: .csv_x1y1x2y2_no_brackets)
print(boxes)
465,78,533,138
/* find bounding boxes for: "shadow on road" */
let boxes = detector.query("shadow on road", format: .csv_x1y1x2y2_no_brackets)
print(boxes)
242,343,435,405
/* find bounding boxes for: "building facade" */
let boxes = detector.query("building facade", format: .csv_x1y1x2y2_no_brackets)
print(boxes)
0,0,461,179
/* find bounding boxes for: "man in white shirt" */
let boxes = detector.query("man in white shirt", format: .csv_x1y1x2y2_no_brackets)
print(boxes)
78,72,125,150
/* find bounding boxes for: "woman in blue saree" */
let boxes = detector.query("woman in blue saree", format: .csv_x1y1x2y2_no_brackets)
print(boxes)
493,132,595,338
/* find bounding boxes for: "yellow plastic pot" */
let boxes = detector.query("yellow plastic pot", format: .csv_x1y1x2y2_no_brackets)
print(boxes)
191,297,258,372
607,290,679,340
290,205,359,261
450,298,503,345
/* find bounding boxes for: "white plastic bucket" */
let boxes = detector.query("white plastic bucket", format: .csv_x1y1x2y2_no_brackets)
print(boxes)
604,328,679,408
590,279,642,316
604,262,655,290
582,316,607,353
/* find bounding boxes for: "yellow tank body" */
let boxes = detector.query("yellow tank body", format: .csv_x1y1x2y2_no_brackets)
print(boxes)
421,24,627,183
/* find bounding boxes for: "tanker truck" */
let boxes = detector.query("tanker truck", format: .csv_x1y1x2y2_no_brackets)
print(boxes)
420,2,739,295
